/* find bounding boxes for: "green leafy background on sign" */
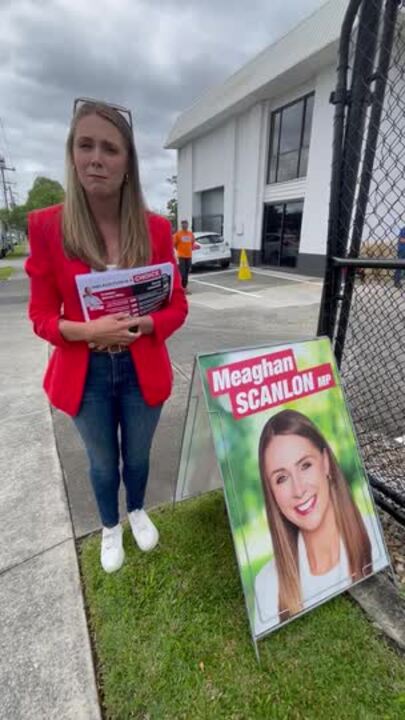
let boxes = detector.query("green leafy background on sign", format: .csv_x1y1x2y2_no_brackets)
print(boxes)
198,338,378,620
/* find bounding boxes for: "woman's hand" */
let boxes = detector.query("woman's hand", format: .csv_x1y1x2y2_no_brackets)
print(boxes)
87,313,155,348
123,315,154,341
59,313,155,348
87,313,141,347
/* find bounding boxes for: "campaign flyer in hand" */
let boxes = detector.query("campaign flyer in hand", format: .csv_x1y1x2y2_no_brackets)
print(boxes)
76,262,173,321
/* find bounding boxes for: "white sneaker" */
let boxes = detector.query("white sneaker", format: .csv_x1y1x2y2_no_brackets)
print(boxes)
128,509,159,552
101,524,124,573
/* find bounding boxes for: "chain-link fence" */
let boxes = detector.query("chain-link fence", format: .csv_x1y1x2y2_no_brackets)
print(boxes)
318,0,405,524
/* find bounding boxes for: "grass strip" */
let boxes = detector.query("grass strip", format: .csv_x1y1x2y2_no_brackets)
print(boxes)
0,266,14,281
80,491,405,720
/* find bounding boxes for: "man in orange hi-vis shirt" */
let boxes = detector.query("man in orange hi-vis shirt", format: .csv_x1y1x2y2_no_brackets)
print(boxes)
173,220,195,294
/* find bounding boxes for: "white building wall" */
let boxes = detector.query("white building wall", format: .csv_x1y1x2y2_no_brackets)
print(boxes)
233,103,264,252
182,121,236,243
299,65,335,260
177,145,193,227
176,104,264,251
176,64,338,267
192,124,230,191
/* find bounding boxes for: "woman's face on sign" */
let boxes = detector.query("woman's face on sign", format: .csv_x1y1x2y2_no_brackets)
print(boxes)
264,434,331,532
73,113,128,199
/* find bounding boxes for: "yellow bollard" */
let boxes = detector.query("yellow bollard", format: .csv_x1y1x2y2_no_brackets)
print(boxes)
238,249,252,281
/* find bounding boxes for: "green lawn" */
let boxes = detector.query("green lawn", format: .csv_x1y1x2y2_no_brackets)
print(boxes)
0,266,14,281
80,491,405,720
6,243,28,259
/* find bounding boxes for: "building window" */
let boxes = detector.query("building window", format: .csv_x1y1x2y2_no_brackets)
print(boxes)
261,200,304,267
267,93,314,184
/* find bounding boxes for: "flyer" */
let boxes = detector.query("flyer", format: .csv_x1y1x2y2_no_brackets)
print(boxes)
188,338,390,639
75,262,173,321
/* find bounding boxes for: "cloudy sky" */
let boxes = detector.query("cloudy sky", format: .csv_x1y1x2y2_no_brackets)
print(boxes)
0,0,325,213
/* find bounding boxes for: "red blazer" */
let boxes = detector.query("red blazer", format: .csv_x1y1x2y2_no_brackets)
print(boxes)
25,204,188,416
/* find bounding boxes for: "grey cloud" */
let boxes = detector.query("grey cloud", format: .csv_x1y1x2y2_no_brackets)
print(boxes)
0,0,324,210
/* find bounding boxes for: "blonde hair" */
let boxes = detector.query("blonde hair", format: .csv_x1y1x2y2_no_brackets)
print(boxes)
258,409,372,622
62,100,151,269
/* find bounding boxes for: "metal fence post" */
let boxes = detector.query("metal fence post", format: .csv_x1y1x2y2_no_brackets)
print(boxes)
317,0,363,338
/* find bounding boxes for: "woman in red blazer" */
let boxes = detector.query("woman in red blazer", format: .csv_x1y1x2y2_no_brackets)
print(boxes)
26,98,188,573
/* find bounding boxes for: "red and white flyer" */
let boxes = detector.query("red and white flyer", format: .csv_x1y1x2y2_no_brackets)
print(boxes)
75,262,173,321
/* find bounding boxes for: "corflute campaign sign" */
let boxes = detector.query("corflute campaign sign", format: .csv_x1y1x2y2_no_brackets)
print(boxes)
176,337,390,649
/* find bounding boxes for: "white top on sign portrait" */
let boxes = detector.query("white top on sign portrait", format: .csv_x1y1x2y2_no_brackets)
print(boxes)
254,513,387,636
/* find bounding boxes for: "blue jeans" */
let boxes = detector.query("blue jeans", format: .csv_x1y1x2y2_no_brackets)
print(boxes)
73,352,162,528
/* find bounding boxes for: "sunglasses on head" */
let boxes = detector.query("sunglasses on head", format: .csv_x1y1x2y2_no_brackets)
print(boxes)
73,97,133,129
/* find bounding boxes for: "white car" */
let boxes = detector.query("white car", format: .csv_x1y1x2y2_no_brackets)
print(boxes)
191,232,231,269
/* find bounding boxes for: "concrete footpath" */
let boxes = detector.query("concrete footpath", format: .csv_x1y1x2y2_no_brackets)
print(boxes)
0,261,101,720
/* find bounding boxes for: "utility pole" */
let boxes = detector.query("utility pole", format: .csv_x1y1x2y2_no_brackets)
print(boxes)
0,155,15,212
6,182,17,209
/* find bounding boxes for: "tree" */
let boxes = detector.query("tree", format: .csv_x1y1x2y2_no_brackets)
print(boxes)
25,176,65,212
0,205,27,232
166,175,177,230
8,204,27,231
0,177,64,233
0,208,9,225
